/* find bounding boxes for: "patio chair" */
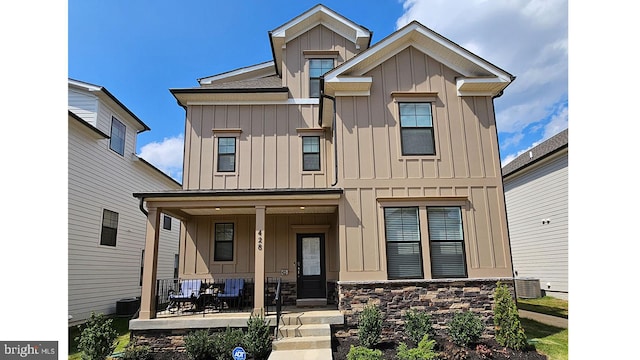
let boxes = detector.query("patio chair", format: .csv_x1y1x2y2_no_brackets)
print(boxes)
167,279,202,312
217,278,244,311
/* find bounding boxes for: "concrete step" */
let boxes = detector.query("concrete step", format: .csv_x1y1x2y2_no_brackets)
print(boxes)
279,310,344,325
267,348,333,360
278,324,331,338
271,335,332,351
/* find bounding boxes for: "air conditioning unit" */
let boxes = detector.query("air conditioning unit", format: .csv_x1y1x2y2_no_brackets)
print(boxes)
514,278,541,298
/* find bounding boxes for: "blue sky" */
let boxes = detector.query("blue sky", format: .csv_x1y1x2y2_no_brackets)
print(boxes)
68,0,568,183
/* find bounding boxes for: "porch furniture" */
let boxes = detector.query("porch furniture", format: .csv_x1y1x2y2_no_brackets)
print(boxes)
167,279,202,313
218,278,244,310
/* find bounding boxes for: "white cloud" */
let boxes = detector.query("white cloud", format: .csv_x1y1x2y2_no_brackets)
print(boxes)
397,0,568,153
138,134,184,183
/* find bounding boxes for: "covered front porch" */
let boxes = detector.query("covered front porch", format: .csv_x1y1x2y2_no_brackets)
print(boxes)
133,188,342,320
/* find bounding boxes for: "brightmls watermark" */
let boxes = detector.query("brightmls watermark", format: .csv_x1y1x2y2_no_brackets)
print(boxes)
1,342,57,359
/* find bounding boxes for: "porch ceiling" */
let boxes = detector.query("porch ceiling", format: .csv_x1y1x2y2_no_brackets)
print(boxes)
185,205,337,216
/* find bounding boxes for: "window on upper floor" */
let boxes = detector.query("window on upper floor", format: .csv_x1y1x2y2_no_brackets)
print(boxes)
100,209,119,247
309,59,334,98
427,207,467,278
214,223,234,261
109,116,126,156
384,207,423,279
163,215,172,230
302,136,321,171
217,137,236,172
399,103,435,155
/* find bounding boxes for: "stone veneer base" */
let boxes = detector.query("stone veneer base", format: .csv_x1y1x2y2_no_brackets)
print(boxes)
336,278,515,342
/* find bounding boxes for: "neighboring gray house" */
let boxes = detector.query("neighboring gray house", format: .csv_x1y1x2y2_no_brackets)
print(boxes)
68,78,182,324
502,128,568,300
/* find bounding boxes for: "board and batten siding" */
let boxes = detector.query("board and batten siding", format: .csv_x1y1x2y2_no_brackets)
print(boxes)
68,102,180,324
503,151,568,299
335,46,512,281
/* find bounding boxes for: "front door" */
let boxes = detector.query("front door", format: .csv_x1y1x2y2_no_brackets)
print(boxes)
296,234,326,299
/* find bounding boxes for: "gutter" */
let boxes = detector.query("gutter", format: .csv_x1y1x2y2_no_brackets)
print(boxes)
319,76,339,187
138,197,148,217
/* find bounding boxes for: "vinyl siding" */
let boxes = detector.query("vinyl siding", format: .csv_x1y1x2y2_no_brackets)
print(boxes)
503,151,568,298
68,101,181,323
68,89,98,126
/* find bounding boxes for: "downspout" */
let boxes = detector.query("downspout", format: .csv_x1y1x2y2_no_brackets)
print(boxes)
138,197,148,216
319,76,338,187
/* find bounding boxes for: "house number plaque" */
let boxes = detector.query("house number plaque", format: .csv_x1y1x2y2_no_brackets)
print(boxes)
257,230,263,251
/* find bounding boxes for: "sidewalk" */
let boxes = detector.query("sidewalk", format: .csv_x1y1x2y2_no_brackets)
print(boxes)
518,309,568,329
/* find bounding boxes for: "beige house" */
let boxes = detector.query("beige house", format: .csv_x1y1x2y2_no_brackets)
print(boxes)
134,4,516,330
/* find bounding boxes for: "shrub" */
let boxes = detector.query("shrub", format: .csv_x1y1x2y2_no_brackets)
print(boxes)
184,329,213,360
397,334,440,360
211,326,245,360
404,309,435,345
358,304,383,349
244,311,272,360
447,311,484,348
346,345,383,360
75,312,118,360
121,344,152,360
493,282,528,350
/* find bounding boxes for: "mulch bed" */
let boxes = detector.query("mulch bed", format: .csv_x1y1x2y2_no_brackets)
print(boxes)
332,335,548,360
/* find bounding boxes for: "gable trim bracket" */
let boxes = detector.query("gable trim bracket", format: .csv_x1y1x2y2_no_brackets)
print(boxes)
456,77,511,97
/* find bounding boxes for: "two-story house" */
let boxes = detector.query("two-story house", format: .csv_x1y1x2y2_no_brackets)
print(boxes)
132,4,516,341
68,78,182,324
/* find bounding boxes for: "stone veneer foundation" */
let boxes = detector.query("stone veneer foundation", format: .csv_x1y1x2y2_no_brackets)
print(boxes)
336,278,514,341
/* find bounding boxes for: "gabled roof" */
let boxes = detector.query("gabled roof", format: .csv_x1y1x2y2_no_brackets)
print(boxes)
68,110,110,138
323,21,515,97
197,61,276,85
502,128,568,178
68,78,151,133
269,4,371,76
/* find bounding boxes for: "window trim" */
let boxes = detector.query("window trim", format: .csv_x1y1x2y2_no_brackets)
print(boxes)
383,206,424,280
427,206,468,279
213,129,241,175
109,116,126,156
213,222,235,262
216,136,237,173
398,102,436,156
392,94,440,160
302,135,321,171
308,58,334,98
100,209,119,247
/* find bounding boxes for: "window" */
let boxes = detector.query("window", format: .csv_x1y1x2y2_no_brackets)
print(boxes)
100,209,119,246
384,207,423,279
139,250,144,286
217,137,236,172
214,223,234,261
302,136,320,171
173,254,179,279
163,215,172,230
109,117,126,155
309,59,333,98
427,207,467,278
399,103,435,155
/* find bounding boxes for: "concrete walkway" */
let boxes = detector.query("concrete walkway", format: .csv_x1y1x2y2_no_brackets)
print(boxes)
519,309,568,329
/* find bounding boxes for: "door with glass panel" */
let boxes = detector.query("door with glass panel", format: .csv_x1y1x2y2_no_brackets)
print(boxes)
296,234,326,299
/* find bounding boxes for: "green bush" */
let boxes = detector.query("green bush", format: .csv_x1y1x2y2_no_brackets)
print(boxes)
404,309,435,345
121,344,152,360
346,345,383,360
358,305,383,349
493,282,528,350
184,329,213,360
211,326,245,360
75,312,118,360
447,311,484,348
397,334,440,360
244,311,272,360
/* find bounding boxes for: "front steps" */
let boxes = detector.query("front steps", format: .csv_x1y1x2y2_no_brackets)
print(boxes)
268,310,343,360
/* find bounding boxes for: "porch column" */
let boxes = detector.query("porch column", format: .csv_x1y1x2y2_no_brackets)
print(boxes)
253,205,265,313
139,206,161,319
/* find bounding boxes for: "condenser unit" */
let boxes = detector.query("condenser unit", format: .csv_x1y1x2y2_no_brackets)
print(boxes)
514,278,541,298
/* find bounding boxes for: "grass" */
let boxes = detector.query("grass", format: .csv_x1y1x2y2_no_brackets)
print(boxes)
517,296,569,319
521,317,568,360
68,316,132,360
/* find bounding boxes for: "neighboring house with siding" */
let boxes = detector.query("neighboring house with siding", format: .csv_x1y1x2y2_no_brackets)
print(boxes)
68,78,182,324
131,4,517,340
502,128,568,300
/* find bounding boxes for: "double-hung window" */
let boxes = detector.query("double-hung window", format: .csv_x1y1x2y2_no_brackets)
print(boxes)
100,209,119,247
302,136,320,171
427,207,467,278
217,137,236,172
214,223,234,261
163,215,172,230
384,207,423,279
309,59,333,98
109,117,126,156
399,103,435,155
